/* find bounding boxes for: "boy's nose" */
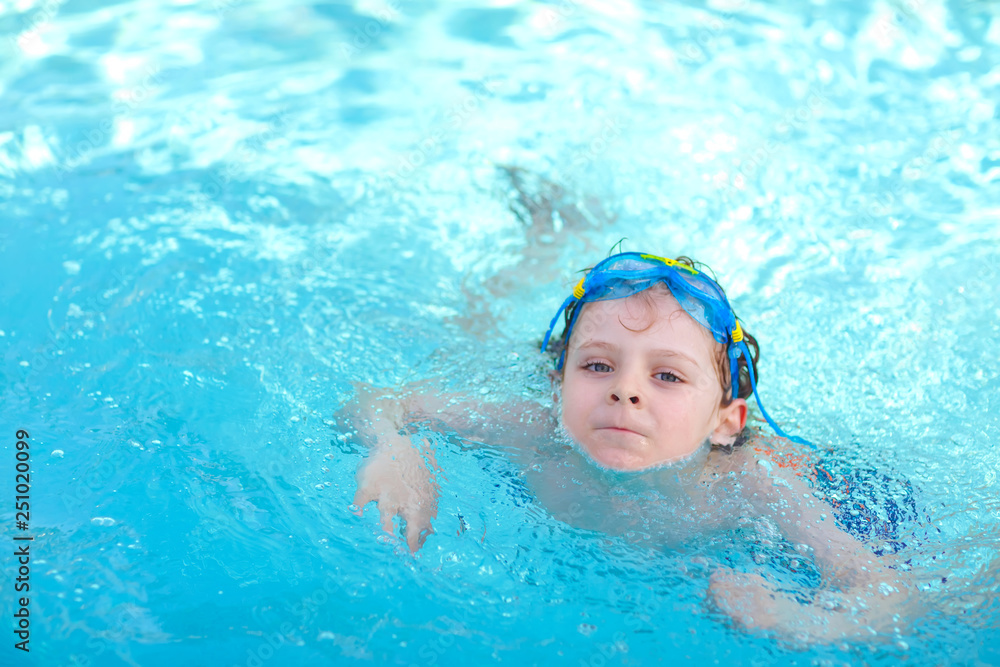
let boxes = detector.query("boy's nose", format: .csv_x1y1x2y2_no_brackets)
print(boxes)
610,390,640,405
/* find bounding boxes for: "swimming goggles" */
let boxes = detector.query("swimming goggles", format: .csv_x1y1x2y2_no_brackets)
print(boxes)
541,252,810,446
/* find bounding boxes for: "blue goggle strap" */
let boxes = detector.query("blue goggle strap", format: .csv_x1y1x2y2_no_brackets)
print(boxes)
554,298,588,370
541,294,576,351
727,342,741,401
737,339,812,448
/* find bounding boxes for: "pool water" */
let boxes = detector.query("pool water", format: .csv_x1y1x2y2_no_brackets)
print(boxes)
2,0,999,664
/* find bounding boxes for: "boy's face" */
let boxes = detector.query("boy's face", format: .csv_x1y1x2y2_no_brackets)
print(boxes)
560,290,747,470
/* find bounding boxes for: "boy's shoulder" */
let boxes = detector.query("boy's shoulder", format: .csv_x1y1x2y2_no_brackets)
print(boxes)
703,433,815,487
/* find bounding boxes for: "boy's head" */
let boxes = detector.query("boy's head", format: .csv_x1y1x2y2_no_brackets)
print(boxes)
542,252,804,470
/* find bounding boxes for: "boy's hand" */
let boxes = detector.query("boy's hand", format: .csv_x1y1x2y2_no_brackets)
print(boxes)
353,438,440,553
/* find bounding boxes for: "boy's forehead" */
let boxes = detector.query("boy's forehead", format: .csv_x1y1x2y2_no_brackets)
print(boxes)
580,291,684,326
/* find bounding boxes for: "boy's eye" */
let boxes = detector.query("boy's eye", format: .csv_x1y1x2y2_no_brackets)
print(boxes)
585,362,613,373
655,372,681,383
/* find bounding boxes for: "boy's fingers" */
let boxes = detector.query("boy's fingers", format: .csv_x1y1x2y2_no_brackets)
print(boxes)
352,486,375,513
380,507,397,535
405,522,420,553
406,519,432,553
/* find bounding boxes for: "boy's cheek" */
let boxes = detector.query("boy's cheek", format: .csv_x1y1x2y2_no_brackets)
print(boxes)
559,402,585,439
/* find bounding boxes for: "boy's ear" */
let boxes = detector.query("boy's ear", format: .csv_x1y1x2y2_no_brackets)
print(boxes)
711,398,748,447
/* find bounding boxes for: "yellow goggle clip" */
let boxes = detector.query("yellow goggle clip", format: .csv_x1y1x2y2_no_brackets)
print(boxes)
639,253,699,275
732,320,744,342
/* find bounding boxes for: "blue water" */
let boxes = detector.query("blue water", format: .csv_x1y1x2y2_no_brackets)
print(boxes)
2,0,999,664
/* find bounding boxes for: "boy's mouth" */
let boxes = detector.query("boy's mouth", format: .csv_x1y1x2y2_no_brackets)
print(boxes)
598,426,645,438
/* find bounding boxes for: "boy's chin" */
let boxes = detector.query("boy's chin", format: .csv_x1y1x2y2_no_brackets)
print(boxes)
579,439,706,472
580,442,652,471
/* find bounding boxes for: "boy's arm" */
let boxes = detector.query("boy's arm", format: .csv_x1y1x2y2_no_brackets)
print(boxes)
710,446,918,640
348,383,441,552
347,381,550,552
740,449,900,582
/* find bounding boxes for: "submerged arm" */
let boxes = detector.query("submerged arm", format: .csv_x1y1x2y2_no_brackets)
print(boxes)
346,380,550,552
348,382,442,552
710,446,918,641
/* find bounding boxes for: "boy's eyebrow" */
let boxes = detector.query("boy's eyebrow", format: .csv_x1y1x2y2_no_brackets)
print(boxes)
574,340,704,369
574,340,618,352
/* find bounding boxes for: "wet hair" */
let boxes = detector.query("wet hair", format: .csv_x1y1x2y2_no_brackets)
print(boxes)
543,255,761,407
